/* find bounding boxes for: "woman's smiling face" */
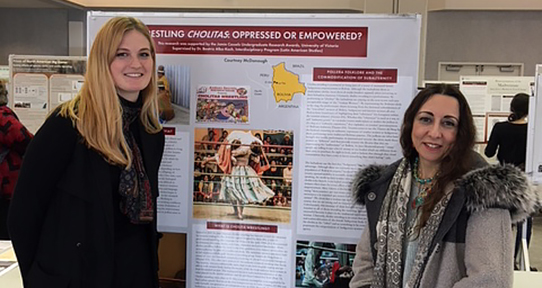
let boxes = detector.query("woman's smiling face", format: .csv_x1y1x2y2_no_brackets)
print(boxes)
411,94,460,168
109,29,153,102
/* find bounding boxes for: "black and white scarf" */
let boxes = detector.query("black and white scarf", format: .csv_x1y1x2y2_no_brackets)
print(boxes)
372,158,452,288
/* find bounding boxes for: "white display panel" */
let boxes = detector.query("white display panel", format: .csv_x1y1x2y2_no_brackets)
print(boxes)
88,11,422,288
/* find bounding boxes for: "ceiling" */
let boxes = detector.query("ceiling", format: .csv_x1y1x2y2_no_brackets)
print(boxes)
0,0,75,8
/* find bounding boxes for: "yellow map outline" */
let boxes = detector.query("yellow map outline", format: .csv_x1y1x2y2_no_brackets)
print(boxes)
272,62,306,103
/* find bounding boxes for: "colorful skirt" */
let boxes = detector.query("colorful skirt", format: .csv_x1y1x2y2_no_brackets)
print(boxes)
219,165,275,204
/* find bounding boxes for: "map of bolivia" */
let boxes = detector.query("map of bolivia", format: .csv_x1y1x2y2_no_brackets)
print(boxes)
272,62,306,103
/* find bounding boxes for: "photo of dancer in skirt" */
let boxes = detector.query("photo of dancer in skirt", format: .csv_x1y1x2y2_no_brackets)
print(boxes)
194,128,293,223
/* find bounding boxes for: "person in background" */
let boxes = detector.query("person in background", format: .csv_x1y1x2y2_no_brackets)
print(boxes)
0,80,33,240
272,190,287,207
349,84,539,288
283,161,293,186
281,133,293,154
196,174,214,202
8,17,164,288
157,65,170,93
157,81,175,122
484,92,532,269
485,93,529,168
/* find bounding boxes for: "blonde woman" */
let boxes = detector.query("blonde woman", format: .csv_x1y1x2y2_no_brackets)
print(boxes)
8,17,164,288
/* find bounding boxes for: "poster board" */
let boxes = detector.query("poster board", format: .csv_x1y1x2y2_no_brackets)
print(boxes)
460,76,534,143
423,80,459,90
8,55,86,134
0,66,8,81
88,11,421,288
485,112,510,143
526,65,542,184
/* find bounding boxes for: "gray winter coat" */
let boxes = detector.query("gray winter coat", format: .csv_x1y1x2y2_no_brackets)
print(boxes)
349,157,541,288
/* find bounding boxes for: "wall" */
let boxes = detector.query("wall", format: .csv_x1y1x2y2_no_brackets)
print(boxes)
425,10,542,80
428,0,542,11
61,0,364,10
59,0,542,10
0,8,70,65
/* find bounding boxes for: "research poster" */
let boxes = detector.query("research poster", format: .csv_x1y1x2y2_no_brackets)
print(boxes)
460,76,534,143
8,55,86,133
0,65,8,81
88,12,421,288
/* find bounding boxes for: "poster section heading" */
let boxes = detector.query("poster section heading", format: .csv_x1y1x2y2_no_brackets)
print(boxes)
11,58,86,75
207,222,278,233
313,68,397,83
148,25,368,57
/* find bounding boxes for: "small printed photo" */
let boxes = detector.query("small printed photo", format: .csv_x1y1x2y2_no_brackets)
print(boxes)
14,101,31,108
195,85,249,124
295,241,356,288
236,87,247,96
156,64,191,125
193,128,293,224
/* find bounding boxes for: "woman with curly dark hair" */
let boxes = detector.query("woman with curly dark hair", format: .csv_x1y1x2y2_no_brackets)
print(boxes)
350,84,539,288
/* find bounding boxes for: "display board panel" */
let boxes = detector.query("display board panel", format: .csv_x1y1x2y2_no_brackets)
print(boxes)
526,65,542,184
8,55,86,133
460,76,534,143
88,11,421,288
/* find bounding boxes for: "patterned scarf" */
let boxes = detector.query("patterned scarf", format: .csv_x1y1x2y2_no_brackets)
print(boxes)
372,158,452,288
118,98,154,224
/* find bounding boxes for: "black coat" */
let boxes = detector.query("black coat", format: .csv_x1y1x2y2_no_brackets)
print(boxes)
8,113,164,288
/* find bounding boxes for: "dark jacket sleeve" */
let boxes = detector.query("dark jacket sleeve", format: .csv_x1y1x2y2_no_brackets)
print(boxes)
7,113,77,280
484,123,500,158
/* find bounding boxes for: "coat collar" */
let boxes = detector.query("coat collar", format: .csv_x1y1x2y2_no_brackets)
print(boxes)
351,157,542,223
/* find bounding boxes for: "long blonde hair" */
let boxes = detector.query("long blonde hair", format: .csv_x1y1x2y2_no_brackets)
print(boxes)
60,16,161,168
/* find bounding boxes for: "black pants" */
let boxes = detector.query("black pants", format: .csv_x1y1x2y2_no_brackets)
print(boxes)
514,217,533,260
0,197,10,240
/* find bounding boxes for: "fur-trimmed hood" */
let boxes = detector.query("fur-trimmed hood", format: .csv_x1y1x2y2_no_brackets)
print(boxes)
351,161,542,223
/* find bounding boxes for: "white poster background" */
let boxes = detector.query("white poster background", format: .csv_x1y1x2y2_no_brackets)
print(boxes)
11,73,48,133
88,12,421,288
49,74,85,110
0,65,9,80
191,223,292,288
8,55,86,133
526,65,542,184
157,127,190,232
460,76,533,142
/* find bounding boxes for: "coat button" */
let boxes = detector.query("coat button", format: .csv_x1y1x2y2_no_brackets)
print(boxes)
367,192,376,201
